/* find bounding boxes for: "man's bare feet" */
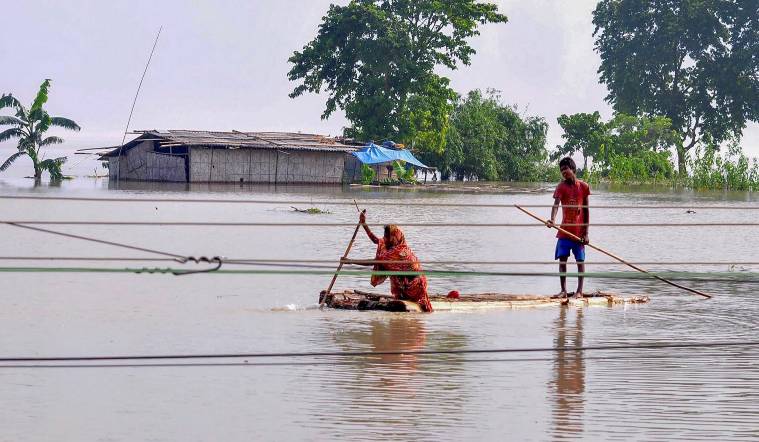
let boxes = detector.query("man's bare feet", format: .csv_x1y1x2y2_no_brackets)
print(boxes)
553,290,568,299
573,291,584,299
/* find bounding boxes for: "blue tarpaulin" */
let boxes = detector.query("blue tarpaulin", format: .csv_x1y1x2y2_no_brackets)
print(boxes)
351,143,430,169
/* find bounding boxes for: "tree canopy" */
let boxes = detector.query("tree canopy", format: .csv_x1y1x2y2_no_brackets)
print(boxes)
429,89,551,181
288,0,507,153
557,111,678,176
592,0,759,173
555,111,608,171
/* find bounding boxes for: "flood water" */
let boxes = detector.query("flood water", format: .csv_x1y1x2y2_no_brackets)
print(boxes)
0,177,757,441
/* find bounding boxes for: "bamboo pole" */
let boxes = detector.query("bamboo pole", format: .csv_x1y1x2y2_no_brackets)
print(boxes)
321,202,365,307
514,205,712,299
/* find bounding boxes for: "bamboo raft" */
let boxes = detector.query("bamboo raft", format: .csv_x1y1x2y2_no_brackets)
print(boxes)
320,289,650,312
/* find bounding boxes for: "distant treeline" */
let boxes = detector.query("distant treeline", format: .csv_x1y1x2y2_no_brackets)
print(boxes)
556,111,759,191
287,0,758,190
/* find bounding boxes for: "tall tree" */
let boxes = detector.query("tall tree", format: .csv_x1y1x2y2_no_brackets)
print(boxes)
0,79,80,182
288,0,507,155
495,98,550,181
438,89,549,181
555,111,609,172
593,0,759,173
447,90,503,180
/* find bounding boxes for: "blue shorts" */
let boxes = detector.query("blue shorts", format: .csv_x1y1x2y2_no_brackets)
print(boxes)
555,238,585,261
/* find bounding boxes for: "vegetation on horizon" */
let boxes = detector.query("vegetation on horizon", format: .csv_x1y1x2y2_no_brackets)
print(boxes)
593,0,759,175
429,89,557,182
557,112,678,182
559,111,759,190
688,140,759,191
0,79,80,182
286,0,757,190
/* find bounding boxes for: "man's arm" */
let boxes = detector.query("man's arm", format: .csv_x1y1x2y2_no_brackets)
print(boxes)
546,197,560,227
581,195,590,244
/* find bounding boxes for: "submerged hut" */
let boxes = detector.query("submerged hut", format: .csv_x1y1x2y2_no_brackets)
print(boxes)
99,130,358,183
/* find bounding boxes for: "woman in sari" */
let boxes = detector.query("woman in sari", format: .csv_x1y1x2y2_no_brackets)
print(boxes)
354,211,432,312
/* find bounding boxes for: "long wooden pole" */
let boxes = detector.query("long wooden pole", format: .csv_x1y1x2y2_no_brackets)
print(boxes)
514,205,712,299
321,203,365,306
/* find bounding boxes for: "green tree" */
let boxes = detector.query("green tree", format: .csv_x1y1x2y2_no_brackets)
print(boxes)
579,113,678,176
288,0,507,153
398,75,456,157
592,0,759,174
0,79,80,182
448,90,501,180
495,99,550,181
606,113,678,156
555,111,609,172
435,89,550,181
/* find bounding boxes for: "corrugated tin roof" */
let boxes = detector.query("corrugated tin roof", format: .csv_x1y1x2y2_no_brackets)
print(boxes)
100,130,358,157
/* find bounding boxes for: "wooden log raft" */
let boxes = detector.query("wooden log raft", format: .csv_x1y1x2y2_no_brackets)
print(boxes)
319,289,650,312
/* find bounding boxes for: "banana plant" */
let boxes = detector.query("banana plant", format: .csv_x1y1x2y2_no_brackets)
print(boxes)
360,163,376,184
0,79,80,182
392,160,417,184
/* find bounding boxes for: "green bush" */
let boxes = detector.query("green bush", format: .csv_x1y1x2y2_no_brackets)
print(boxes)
391,160,417,184
607,150,674,183
587,150,674,184
689,142,759,191
360,164,376,185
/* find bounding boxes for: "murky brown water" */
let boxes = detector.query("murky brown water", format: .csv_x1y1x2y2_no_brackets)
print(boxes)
0,177,757,441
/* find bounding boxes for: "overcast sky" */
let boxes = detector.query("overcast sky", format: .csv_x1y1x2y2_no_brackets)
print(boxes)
1,0,757,177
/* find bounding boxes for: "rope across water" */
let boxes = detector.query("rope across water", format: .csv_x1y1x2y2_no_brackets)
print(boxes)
0,198,755,286
0,194,757,210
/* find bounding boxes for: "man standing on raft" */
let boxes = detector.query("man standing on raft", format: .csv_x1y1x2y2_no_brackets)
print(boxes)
350,211,433,312
546,157,591,299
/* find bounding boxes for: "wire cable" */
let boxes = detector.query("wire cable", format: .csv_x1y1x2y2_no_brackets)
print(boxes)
0,351,753,369
0,256,755,266
3,220,758,227
5,222,185,259
0,195,756,210
1,340,757,362
0,266,755,282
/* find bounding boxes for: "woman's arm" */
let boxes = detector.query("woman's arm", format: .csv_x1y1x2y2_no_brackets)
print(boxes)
359,211,379,244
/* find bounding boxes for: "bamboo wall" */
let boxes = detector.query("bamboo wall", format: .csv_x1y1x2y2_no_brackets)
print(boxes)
108,141,186,182
109,143,352,183
188,147,347,183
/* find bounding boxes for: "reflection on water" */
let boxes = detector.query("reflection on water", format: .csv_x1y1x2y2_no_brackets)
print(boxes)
550,307,585,439
334,317,428,390
321,316,471,435
107,179,351,196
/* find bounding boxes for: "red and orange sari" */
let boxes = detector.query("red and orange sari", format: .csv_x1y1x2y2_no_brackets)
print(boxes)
370,225,432,312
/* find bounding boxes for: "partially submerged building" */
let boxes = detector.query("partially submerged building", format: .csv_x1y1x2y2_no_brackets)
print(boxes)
100,130,358,183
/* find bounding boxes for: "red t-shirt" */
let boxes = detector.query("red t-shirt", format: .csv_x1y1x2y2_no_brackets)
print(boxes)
553,179,591,239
